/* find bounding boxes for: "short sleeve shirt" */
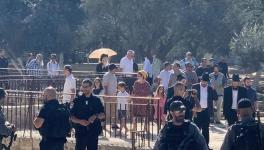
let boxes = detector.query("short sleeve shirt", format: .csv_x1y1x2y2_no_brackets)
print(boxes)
117,91,130,110
71,94,105,137
159,70,172,90
102,72,117,95
38,100,60,119
120,57,133,73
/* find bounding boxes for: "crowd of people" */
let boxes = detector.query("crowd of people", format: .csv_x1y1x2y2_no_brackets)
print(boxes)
0,48,263,150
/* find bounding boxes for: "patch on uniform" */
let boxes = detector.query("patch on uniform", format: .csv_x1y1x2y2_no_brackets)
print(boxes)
85,100,89,105
69,102,74,109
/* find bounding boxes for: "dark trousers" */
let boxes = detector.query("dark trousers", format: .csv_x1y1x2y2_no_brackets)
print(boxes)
194,109,210,145
226,109,238,126
76,136,98,150
40,138,65,150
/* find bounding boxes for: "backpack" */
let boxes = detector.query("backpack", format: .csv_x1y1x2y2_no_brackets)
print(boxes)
231,120,263,150
39,104,71,138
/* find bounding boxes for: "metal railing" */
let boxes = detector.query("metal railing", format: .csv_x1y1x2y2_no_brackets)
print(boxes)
0,68,138,93
3,90,162,149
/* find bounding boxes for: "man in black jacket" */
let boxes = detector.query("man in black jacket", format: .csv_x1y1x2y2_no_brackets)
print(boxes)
33,87,70,150
154,101,208,150
192,73,217,147
223,74,247,126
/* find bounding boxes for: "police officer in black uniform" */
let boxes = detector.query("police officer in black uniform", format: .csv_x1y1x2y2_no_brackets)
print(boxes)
221,98,264,150
154,101,208,150
33,87,69,150
71,79,105,150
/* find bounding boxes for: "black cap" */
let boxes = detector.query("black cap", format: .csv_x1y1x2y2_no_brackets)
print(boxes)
0,88,6,99
238,98,252,109
232,74,241,82
170,101,186,112
108,64,117,71
201,73,210,82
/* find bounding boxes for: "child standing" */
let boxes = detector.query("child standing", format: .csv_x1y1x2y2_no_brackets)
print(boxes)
154,85,166,125
117,82,130,133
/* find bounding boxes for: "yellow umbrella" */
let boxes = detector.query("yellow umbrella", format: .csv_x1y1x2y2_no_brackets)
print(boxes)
88,48,117,59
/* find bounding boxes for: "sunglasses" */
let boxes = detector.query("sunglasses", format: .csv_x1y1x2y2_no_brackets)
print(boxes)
173,107,186,113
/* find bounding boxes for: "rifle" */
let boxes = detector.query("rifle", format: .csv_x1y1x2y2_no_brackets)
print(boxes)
257,111,263,150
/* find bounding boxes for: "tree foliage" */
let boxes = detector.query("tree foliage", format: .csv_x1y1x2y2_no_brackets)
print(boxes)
0,0,263,67
230,24,264,70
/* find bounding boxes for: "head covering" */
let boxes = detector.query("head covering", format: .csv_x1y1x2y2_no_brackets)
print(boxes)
170,101,186,112
238,98,252,109
138,70,148,79
0,88,6,99
201,73,210,82
232,74,241,82
108,64,117,71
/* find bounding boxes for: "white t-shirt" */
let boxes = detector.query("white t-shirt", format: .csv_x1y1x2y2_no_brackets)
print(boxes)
47,61,60,76
117,91,130,110
120,56,133,73
200,84,208,108
63,74,76,103
232,90,238,109
102,72,117,96
158,70,172,90
143,57,153,77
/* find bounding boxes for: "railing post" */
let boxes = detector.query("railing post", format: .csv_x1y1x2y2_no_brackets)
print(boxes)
131,131,136,150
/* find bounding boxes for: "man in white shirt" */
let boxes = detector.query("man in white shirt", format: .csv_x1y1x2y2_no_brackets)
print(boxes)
158,62,172,90
143,55,153,85
47,54,60,77
62,65,76,104
223,74,247,126
120,50,136,93
192,73,216,148
120,50,134,74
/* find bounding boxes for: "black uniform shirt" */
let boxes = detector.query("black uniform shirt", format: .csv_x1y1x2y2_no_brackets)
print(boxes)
38,99,60,120
71,94,104,137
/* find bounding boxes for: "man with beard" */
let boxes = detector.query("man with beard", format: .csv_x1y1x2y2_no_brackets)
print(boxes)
223,74,248,126
71,79,105,150
154,101,208,150
192,73,216,149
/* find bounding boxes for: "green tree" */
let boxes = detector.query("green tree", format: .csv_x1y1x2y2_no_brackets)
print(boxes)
230,24,264,71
